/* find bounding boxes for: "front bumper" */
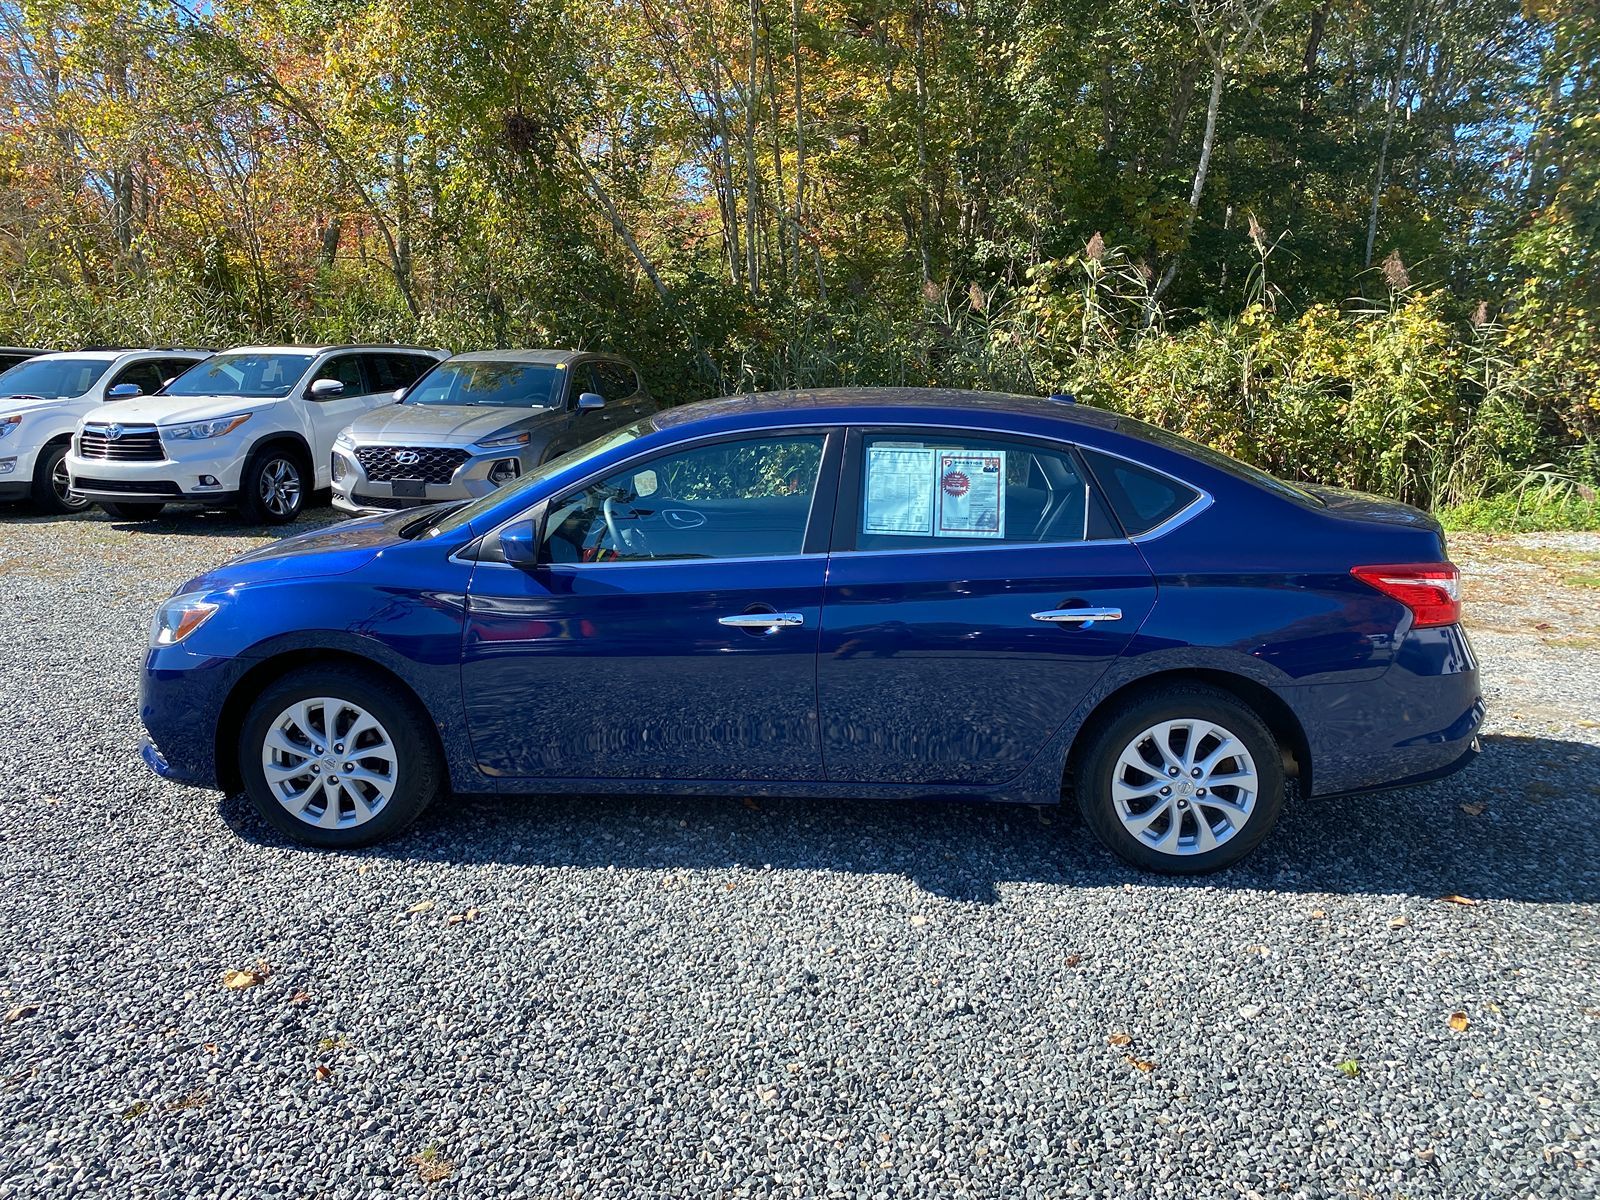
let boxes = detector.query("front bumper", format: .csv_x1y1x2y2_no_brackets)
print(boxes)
140,644,252,790
0,440,41,498
331,442,526,513
66,436,250,507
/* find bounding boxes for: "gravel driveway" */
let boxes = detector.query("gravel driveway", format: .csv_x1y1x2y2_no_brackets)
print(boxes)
1,508,1596,1199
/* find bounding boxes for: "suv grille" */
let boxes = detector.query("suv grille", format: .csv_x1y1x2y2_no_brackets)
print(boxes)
79,426,164,461
356,445,470,484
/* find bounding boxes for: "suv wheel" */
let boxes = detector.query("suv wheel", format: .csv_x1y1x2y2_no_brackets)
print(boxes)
31,441,91,515
238,445,306,524
101,501,166,521
1074,684,1285,874
238,666,443,848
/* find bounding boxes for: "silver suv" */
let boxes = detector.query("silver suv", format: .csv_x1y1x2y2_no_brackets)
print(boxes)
331,349,654,513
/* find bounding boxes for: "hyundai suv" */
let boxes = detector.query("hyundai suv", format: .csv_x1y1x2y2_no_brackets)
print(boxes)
0,348,212,514
66,344,446,524
331,350,654,514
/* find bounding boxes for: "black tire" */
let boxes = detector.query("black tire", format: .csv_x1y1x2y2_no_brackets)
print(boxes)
238,665,442,848
1073,684,1285,874
30,440,91,515
101,500,166,521
237,443,307,525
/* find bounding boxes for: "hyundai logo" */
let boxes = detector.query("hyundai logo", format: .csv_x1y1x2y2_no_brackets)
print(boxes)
393,450,420,465
105,423,124,441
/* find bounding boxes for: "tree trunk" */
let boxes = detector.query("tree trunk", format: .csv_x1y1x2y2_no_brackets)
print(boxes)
1364,0,1419,267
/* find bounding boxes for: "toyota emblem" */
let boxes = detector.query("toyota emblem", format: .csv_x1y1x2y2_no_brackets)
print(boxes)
393,449,420,466
105,423,124,441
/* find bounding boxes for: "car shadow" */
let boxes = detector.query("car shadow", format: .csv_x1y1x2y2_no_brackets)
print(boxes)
218,733,1600,905
0,498,346,538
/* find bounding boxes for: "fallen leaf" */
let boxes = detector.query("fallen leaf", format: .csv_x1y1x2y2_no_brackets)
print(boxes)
221,961,270,990
1336,1058,1360,1078
356,864,373,875
288,989,312,1005
1107,1032,1132,1047
1310,910,1327,920
974,1144,991,1158
445,907,480,926
1439,894,1480,907
314,1064,334,1082
4,1003,39,1023
121,1101,150,1120
167,1089,207,1112
202,1042,218,1055
404,899,435,915
1064,954,1082,967
1126,1056,1155,1072
1447,1011,1470,1032
1388,915,1409,929
725,882,735,892
909,915,928,928
1460,802,1486,816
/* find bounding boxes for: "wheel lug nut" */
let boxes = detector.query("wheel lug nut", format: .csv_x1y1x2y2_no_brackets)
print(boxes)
310,764,320,774
335,743,344,753
330,775,339,785
1160,786,1171,796
1191,768,1202,778
343,763,354,772
1167,767,1179,777
1196,787,1206,797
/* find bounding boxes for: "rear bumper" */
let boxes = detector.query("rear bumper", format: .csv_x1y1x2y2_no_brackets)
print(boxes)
1298,623,1484,797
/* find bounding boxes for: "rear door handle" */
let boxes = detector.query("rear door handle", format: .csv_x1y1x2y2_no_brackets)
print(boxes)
1031,607,1123,625
719,612,805,629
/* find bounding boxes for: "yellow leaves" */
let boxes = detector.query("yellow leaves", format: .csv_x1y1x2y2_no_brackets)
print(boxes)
1107,1032,1132,1047
221,961,270,990
445,907,479,926
1125,1056,1156,1072
1447,1011,1471,1033
5,1003,39,1023
1438,894,1481,907
404,899,435,915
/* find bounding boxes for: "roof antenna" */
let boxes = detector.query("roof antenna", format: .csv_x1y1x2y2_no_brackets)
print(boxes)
1048,391,1077,405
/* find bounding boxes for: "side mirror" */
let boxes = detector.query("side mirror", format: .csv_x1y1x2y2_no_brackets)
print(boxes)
577,391,606,411
499,519,541,567
106,383,143,399
393,387,408,403
309,378,345,399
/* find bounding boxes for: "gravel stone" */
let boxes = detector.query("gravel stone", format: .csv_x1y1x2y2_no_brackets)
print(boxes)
0,507,1596,1198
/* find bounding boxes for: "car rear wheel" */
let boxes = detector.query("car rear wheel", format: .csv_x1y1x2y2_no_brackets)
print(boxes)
238,666,442,848
1074,684,1285,874
238,445,306,525
101,501,166,521
30,441,92,515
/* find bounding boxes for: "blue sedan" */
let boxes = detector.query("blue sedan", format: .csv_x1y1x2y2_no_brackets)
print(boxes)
141,389,1483,873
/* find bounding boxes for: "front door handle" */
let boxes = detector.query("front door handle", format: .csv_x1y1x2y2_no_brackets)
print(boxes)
719,612,805,629
1031,607,1123,625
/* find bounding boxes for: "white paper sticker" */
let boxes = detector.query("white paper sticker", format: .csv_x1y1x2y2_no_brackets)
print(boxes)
863,446,936,535
935,450,1005,538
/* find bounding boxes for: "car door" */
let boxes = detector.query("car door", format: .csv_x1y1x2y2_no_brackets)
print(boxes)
303,352,376,466
816,427,1159,787
538,361,618,461
461,428,842,781
104,359,166,400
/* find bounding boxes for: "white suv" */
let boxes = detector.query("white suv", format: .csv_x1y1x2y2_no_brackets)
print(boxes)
66,344,445,524
0,348,212,514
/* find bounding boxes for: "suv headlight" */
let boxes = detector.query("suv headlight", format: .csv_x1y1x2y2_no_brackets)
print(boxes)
0,415,20,440
151,593,220,646
166,413,251,441
477,430,531,449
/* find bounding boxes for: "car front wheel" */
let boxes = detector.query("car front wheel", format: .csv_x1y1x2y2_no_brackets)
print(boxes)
32,441,92,515
238,666,442,848
1074,684,1285,874
238,446,306,524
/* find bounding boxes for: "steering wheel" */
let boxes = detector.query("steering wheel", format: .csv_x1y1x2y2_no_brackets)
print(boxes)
602,495,654,560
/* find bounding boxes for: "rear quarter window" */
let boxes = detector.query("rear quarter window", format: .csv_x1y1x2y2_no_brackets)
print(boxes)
1081,450,1201,536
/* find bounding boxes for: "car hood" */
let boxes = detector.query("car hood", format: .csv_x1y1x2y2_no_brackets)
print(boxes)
347,403,563,446
0,394,87,417
85,394,276,427
175,505,459,595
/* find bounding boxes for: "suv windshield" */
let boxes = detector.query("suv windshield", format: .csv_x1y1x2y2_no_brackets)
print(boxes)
406,361,564,409
0,358,113,399
164,352,315,398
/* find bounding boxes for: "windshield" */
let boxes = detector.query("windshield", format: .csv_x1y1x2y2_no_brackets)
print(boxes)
163,352,315,398
1121,415,1326,507
419,421,649,539
0,358,113,400
406,361,565,409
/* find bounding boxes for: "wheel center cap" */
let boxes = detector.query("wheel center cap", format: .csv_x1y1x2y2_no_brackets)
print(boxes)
1177,780,1194,796
321,756,339,773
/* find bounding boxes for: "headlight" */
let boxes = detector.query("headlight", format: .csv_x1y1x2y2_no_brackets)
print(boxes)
0,415,20,440
165,413,251,441
151,594,220,646
334,430,356,450
477,430,531,449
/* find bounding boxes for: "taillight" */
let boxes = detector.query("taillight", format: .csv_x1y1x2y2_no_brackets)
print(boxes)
1351,562,1461,628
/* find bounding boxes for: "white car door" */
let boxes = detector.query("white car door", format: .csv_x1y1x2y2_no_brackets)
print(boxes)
302,353,380,485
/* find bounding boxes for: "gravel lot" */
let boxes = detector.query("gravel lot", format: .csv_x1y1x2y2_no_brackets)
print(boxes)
1,505,1596,1199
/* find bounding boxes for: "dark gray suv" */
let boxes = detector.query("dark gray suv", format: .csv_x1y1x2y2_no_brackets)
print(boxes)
330,349,654,513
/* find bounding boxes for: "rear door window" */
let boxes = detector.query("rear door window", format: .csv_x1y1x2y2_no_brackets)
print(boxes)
841,430,1119,551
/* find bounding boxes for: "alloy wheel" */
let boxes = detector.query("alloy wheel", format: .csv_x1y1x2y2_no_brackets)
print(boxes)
51,456,89,510
259,697,398,829
1110,718,1259,856
260,458,302,518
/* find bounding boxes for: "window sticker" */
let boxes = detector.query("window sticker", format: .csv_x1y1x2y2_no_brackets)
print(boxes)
935,450,1005,538
863,445,936,535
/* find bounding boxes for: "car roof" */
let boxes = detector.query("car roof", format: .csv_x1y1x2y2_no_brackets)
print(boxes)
219,344,447,356
9,348,209,364
652,387,1125,432
443,349,618,366
0,347,43,355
